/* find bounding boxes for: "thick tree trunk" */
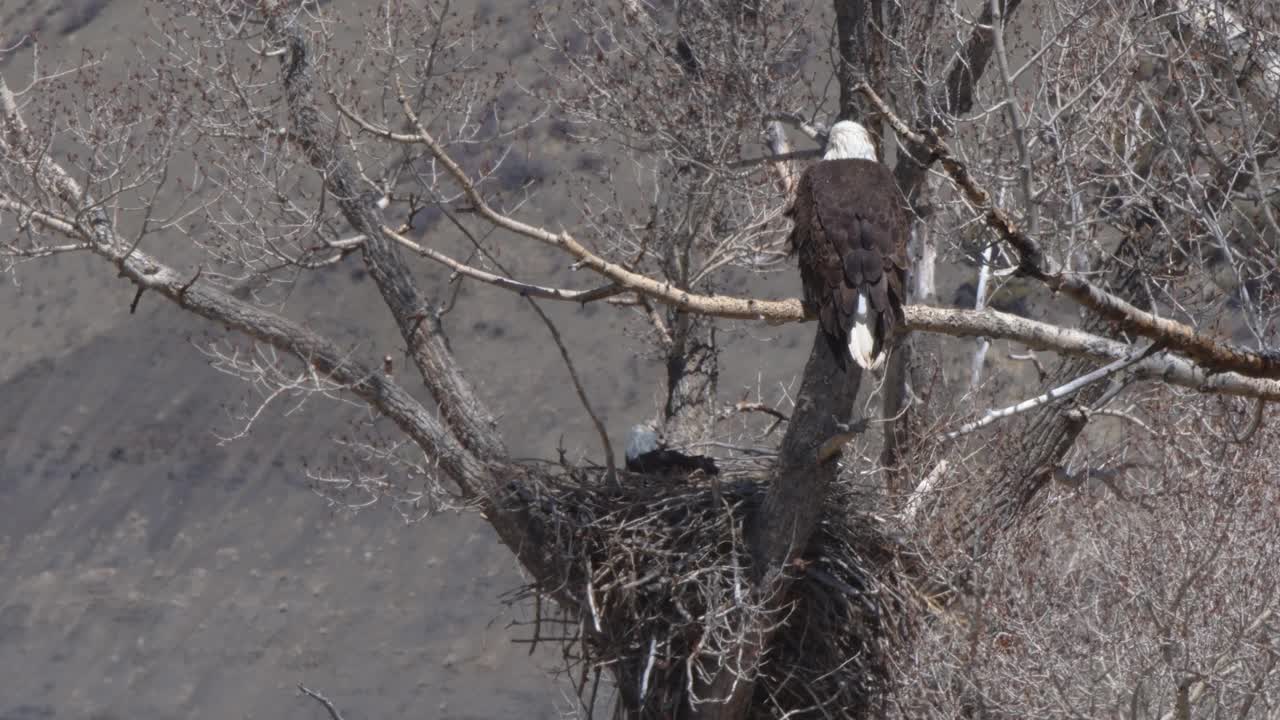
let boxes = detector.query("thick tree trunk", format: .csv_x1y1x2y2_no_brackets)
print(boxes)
752,333,862,571
689,331,862,718
834,0,876,131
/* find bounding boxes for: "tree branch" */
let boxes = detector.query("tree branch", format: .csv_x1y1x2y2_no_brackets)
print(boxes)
349,71,1280,389
907,306,1280,401
859,81,1280,380
330,85,807,323
2,11,576,610
263,1,509,463
893,0,1025,196
368,228,626,304
944,343,1161,440
434,205,618,483
16,75,1276,410
1159,0,1280,117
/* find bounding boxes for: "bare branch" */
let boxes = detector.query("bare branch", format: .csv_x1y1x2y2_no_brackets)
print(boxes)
379,82,809,322
262,3,508,463
859,81,1280,380
435,206,618,482
373,227,626,304
988,0,1038,235
944,344,1161,440
907,306,1280,401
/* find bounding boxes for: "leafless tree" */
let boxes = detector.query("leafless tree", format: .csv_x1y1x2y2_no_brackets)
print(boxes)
2,0,1278,717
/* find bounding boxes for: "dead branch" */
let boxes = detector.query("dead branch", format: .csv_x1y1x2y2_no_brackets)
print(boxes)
336,82,808,322
906,306,1280,402
0,27,566,606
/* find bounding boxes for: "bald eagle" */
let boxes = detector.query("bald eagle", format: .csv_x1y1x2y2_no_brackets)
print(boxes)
788,121,908,370
624,425,719,476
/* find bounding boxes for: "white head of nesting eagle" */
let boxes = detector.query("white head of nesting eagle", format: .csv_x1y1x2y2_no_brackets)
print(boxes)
624,425,719,477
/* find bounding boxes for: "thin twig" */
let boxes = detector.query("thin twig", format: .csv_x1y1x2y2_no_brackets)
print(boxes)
178,266,203,300
129,287,145,314
297,684,347,720
1008,350,1047,382
725,401,790,424
372,227,626,304
436,204,617,481
989,0,1038,236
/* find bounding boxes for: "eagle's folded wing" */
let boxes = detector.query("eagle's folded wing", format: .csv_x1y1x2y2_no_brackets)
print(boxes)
790,159,908,370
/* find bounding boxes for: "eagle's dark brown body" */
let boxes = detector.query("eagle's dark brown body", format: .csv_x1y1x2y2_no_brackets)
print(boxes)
788,158,909,370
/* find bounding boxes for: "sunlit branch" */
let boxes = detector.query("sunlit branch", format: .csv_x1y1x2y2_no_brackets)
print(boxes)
361,228,625,304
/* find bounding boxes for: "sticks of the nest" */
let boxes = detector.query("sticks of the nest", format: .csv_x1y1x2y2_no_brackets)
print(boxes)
640,636,658,707
901,459,950,526
508,468,905,717
585,556,604,634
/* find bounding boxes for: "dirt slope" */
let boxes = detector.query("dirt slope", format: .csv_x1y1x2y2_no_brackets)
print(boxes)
0,300,564,719
0,1,814,717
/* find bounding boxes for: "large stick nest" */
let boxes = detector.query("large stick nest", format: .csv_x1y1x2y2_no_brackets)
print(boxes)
501,462,919,718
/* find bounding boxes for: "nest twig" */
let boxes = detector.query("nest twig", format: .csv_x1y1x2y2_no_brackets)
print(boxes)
500,461,919,718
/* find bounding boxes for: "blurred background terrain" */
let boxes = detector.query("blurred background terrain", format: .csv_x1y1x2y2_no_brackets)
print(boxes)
0,0,821,717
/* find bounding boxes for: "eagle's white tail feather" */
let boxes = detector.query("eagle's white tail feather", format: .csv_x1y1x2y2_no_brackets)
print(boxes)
848,292,884,370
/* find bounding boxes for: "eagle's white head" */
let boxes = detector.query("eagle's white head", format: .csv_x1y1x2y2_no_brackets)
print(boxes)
625,424,661,463
823,120,877,161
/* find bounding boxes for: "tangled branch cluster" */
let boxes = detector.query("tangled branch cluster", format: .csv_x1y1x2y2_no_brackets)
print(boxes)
502,463,918,717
